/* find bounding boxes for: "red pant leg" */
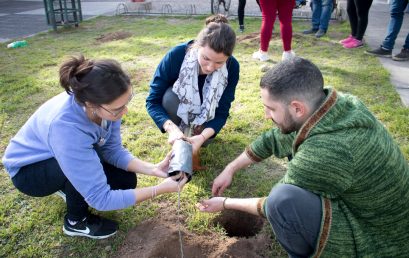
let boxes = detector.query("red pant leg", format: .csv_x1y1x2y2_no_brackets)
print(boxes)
277,0,295,51
259,0,278,52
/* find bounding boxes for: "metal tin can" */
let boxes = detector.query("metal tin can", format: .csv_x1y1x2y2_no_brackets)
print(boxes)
168,139,193,182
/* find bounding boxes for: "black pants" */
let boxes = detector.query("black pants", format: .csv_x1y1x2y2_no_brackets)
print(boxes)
347,0,373,40
238,0,261,26
12,158,137,221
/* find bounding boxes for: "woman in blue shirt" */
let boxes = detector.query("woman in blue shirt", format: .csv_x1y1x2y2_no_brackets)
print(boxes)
146,15,240,169
2,55,188,239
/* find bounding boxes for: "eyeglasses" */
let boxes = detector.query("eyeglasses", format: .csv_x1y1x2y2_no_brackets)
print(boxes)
99,91,134,117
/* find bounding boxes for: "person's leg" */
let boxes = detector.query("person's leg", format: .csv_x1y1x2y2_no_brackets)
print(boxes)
392,31,409,61
354,0,373,40
162,87,181,126
265,184,322,257
12,158,89,221
403,32,409,50
256,0,261,12
258,0,277,52
102,162,137,190
382,0,407,50
318,0,333,32
311,0,322,31
346,0,358,37
277,0,294,51
238,0,246,31
12,158,66,197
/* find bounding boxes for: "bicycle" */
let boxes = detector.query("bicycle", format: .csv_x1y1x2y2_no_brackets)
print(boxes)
211,0,231,14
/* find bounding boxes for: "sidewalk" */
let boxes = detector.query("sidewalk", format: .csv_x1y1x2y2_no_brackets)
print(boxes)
0,0,123,43
0,0,408,106
366,0,409,107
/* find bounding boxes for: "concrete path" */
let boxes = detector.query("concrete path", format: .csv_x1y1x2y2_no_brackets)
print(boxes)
0,0,123,42
366,0,409,107
0,0,408,106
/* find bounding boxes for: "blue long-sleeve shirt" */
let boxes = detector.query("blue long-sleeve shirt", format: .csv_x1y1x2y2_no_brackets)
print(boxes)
2,92,136,211
146,41,240,134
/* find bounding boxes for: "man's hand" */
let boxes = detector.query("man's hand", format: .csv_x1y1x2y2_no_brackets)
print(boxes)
212,152,255,196
196,197,226,213
212,167,234,196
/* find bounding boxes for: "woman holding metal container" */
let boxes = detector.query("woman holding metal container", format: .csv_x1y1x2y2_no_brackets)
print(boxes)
146,15,239,170
2,55,188,240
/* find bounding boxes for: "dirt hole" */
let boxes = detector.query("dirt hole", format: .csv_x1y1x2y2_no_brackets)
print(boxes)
213,209,265,238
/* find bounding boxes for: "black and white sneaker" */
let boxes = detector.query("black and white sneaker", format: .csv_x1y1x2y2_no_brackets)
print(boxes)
54,190,66,202
63,214,118,239
365,46,392,57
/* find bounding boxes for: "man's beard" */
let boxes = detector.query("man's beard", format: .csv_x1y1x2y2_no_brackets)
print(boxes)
273,110,302,134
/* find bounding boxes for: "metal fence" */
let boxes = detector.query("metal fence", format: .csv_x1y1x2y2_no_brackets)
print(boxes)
115,0,347,21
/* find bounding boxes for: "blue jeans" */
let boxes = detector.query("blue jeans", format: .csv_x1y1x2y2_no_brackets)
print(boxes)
265,184,322,258
382,0,409,50
311,0,333,31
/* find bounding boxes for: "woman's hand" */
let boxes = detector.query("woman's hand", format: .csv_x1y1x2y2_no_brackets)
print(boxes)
158,174,188,193
196,197,226,213
186,134,206,154
151,152,172,178
164,120,185,145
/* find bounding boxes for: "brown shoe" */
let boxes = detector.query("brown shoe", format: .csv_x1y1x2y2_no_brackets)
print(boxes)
392,48,409,61
192,150,206,171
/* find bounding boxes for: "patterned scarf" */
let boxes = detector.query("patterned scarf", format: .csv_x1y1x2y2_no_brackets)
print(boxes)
172,47,228,135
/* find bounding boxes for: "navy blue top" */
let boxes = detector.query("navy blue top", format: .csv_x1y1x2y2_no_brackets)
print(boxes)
146,41,240,135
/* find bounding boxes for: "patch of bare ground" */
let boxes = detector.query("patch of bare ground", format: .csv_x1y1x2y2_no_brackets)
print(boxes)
95,31,133,43
114,201,273,258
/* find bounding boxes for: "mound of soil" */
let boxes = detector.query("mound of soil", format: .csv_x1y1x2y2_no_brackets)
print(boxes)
236,32,260,44
95,31,133,43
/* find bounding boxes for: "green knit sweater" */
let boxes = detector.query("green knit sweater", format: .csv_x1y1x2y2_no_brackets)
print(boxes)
247,88,409,257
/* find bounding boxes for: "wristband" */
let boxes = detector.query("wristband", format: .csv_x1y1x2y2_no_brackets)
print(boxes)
151,186,157,199
200,134,206,142
257,197,267,218
223,197,228,210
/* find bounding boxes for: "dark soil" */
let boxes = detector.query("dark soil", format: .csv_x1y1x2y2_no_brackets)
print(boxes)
114,202,274,258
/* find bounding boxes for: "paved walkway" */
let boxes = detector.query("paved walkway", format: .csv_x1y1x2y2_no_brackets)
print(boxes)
366,0,409,106
0,0,408,106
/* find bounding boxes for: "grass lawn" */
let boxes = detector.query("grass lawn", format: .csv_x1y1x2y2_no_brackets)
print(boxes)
0,15,408,257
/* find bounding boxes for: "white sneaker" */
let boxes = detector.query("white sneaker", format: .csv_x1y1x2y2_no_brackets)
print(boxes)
252,50,270,62
282,50,296,61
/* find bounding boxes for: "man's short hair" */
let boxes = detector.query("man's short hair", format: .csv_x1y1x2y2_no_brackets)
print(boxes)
260,57,324,104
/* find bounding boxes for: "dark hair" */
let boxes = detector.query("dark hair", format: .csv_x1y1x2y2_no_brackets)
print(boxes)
205,14,229,25
59,55,130,106
260,57,325,105
195,16,236,56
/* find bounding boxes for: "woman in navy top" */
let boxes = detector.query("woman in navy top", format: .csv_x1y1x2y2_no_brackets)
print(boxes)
146,15,240,169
